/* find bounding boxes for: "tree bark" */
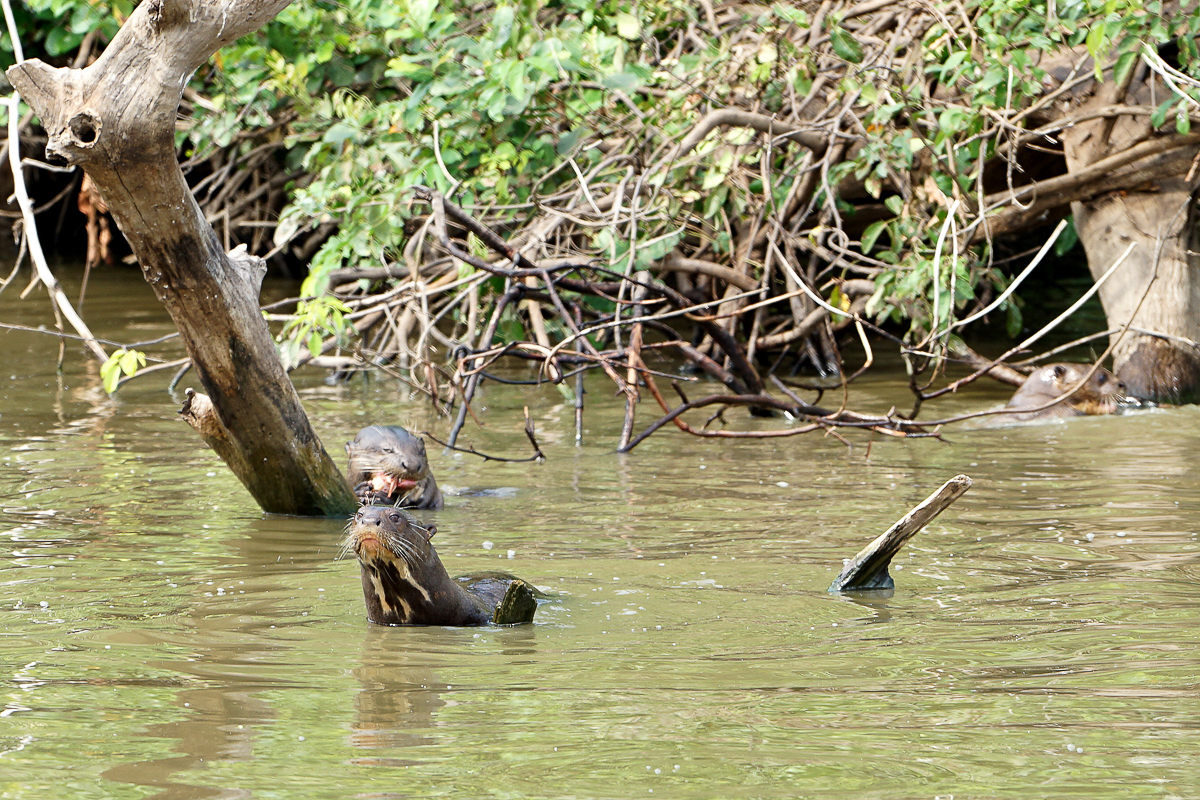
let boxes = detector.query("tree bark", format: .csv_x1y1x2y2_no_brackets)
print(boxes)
1058,73,1200,402
7,0,358,516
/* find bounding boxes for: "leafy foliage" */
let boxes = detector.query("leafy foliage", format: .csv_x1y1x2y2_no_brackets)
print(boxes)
100,348,146,394
15,0,1200,366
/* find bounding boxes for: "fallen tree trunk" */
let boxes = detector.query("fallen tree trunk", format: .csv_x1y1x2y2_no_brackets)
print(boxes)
7,0,357,516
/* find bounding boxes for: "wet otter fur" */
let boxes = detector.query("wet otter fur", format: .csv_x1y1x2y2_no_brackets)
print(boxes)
346,426,444,510
343,505,539,626
1004,363,1125,420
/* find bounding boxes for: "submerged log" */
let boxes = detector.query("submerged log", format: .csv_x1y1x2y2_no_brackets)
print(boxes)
829,474,973,592
7,0,357,516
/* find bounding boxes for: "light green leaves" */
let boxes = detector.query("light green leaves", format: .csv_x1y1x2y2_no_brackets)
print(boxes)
615,12,640,40
276,296,354,369
100,349,147,395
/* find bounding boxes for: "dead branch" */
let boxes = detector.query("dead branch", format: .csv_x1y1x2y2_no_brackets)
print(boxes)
829,474,973,592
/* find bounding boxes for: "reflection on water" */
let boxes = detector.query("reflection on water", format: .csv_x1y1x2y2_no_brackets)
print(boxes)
1,265,1199,799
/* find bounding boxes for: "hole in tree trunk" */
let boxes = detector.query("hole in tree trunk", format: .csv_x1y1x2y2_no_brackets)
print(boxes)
70,113,100,145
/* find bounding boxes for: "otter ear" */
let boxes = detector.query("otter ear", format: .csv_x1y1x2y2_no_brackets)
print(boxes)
423,524,437,542
345,441,353,456
1053,365,1067,380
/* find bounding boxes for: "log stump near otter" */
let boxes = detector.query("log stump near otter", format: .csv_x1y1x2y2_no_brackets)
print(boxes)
1003,363,1125,421
344,505,539,626
346,426,444,510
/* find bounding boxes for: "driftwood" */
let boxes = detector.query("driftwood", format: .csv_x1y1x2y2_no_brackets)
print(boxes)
829,474,973,592
6,0,357,516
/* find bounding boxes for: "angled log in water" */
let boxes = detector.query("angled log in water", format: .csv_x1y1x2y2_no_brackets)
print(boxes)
829,474,973,592
6,0,357,516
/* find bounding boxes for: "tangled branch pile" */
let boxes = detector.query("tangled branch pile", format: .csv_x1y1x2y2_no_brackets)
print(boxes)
10,0,1200,442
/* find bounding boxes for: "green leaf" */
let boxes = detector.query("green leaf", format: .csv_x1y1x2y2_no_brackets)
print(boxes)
635,231,685,268
864,172,882,198
615,12,640,40
940,50,968,75
1177,106,1191,135
1151,98,1173,129
119,349,146,376
323,122,358,144
701,167,727,191
829,285,847,312
100,356,122,394
492,5,515,46
1113,50,1138,86
44,27,81,57
409,0,436,33
1085,24,1107,71
860,219,888,253
1053,216,1079,256
932,172,954,197
599,70,641,92
1005,302,1023,339
308,330,323,358
829,26,863,64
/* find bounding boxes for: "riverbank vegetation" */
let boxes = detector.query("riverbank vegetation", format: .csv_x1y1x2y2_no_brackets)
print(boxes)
6,0,1200,453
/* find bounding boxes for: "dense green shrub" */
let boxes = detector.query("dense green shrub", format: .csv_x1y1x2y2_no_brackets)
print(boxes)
13,0,1200,353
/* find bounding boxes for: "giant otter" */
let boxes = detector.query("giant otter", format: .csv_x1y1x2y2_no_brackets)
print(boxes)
343,505,539,626
1004,363,1125,420
346,425,444,510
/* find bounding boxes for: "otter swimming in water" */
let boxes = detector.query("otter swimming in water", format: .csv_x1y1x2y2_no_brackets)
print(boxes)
343,505,539,626
1004,363,1125,420
346,426,444,510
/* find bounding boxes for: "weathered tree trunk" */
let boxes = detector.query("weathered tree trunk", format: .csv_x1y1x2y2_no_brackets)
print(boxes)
1059,73,1200,403
7,0,358,516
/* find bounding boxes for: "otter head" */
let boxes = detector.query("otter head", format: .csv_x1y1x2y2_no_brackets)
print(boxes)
1049,363,1126,414
345,425,431,500
1008,363,1127,418
342,505,436,573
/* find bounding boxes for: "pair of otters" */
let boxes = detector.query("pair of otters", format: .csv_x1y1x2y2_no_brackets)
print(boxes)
342,363,1125,629
343,425,540,627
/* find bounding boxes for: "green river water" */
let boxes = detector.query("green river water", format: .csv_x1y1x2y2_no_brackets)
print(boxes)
0,264,1197,799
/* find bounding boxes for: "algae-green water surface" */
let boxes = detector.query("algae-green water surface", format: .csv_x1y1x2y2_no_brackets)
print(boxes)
1,264,1197,798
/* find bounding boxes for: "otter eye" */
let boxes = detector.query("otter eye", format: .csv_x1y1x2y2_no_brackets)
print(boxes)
1097,373,1107,385
389,512,401,523
382,447,394,454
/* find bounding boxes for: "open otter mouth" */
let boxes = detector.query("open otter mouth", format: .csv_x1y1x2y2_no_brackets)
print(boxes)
370,473,419,497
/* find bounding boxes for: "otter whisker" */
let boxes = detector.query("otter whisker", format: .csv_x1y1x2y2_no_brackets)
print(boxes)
338,520,362,560
386,533,422,569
